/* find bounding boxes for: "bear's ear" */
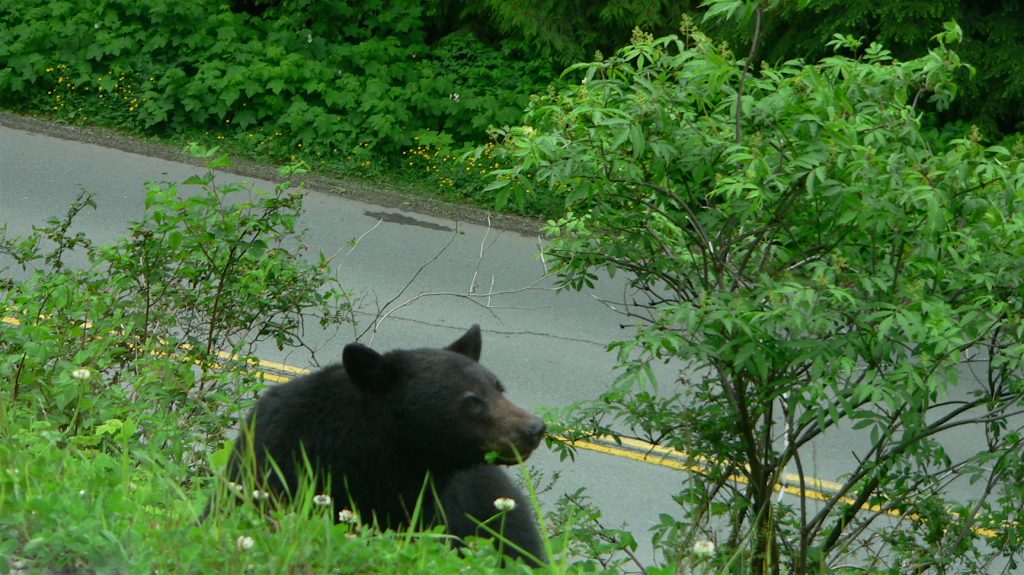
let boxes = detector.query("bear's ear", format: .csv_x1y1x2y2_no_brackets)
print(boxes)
343,343,384,389
446,324,482,362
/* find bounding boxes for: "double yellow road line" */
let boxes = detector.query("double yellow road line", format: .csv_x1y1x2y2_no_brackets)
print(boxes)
210,345,1008,539
254,355,853,502
1,314,1001,537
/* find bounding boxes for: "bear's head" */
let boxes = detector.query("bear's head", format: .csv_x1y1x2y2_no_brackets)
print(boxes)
342,325,546,470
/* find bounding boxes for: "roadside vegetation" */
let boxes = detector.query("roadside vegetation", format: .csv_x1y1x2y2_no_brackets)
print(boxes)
0,155,582,574
2,0,1023,215
495,12,1024,575
4,0,1024,573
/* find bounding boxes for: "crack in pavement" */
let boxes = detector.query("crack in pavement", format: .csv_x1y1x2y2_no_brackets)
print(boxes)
351,311,613,348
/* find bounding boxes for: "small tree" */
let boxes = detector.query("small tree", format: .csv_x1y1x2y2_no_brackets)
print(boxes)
487,9,1024,575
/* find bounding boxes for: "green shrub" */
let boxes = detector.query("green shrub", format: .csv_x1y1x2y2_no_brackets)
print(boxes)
0,0,559,174
0,150,351,459
712,0,1024,135
490,15,1024,574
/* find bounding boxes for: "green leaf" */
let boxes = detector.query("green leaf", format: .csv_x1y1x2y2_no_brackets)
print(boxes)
209,441,235,471
206,154,233,169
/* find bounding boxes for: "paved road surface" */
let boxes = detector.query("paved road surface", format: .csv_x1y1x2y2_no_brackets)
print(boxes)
0,119,1002,568
0,121,686,564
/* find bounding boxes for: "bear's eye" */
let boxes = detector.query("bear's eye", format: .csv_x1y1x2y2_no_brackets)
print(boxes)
462,391,487,414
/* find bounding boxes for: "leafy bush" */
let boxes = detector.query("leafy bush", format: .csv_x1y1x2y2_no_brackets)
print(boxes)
0,150,351,463
490,13,1024,574
0,0,559,170
461,0,695,65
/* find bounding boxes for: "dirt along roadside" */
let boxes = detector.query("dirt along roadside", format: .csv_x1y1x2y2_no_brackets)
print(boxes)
0,112,544,237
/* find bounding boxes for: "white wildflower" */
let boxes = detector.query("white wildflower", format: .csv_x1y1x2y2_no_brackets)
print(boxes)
236,535,254,550
692,540,715,558
72,368,92,379
338,509,358,523
493,497,516,512
313,494,332,507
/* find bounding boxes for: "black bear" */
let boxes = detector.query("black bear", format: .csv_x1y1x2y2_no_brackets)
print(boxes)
220,325,547,565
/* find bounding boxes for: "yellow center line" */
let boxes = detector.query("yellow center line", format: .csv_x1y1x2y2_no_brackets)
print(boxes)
239,350,922,532
0,314,1002,537
601,435,847,493
216,349,309,376
561,435,999,538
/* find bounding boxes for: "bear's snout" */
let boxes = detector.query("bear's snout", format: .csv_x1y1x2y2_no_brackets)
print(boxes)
525,417,547,447
487,406,546,464
510,414,546,460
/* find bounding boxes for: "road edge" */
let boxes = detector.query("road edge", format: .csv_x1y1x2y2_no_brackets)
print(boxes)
0,112,546,237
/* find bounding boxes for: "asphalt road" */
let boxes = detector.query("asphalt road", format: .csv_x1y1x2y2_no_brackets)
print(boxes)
0,119,1006,569
0,120,684,564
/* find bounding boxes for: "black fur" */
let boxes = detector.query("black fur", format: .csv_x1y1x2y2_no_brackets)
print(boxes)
216,325,547,565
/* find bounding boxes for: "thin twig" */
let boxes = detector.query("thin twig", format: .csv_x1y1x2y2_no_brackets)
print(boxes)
734,3,764,144
324,217,384,266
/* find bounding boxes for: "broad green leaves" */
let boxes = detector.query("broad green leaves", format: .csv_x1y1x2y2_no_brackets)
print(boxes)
0,0,559,169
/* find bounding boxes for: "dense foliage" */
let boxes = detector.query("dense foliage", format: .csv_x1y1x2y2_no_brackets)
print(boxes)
462,0,696,64
491,14,1024,574
3,1,1020,217
733,0,1024,135
0,0,558,210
